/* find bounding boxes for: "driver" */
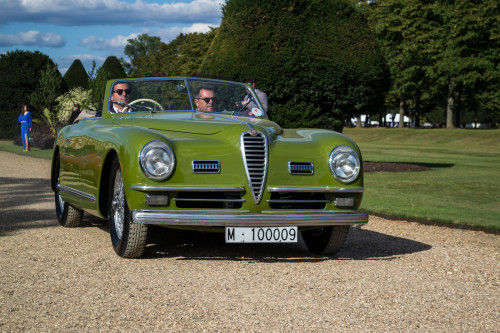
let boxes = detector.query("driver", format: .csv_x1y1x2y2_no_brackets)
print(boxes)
111,83,131,113
194,86,216,112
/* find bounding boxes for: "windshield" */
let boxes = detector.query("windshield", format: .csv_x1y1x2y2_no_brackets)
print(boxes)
108,78,266,118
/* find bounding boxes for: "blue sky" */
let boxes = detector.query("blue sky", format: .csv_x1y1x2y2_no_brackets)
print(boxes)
0,0,223,74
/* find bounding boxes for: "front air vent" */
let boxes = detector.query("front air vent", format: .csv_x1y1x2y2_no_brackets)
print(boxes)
241,131,268,204
289,161,314,175
192,160,220,174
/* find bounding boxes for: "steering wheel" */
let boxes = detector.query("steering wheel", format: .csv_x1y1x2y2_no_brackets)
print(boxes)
234,96,253,114
129,98,164,111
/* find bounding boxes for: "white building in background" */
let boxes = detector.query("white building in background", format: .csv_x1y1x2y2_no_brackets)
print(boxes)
383,113,411,127
350,115,379,127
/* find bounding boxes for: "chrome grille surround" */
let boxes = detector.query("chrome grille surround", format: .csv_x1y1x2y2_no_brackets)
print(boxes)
288,161,314,175
241,131,268,204
192,160,220,173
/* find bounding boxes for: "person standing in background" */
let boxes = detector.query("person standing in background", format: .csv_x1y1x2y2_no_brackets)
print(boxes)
18,105,32,151
69,103,81,124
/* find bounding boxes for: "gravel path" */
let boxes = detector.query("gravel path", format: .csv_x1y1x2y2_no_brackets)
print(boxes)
0,151,498,332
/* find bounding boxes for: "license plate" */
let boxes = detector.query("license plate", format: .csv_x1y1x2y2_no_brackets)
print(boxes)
225,227,298,243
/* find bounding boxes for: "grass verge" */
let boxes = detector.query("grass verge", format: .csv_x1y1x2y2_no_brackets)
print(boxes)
2,128,499,231
344,128,500,231
0,139,53,160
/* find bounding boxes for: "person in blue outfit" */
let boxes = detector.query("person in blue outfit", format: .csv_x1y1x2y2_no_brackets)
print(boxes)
18,105,32,151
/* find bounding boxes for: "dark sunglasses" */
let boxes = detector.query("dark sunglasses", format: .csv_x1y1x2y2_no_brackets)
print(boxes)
113,89,131,95
197,97,216,103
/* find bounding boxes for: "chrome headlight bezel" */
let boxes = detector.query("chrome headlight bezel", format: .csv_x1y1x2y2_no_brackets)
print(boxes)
328,145,361,184
139,140,175,181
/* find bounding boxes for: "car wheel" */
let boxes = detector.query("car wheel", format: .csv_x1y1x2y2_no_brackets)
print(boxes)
54,154,83,227
108,157,148,258
301,226,350,255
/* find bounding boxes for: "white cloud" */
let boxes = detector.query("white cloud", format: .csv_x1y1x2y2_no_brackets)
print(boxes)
79,22,214,53
80,33,139,51
1,0,224,26
155,23,215,42
0,30,66,47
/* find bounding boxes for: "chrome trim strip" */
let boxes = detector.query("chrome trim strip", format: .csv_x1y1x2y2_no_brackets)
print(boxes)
132,210,368,226
268,187,364,193
173,198,246,203
267,199,330,203
58,184,96,203
131,186,245,192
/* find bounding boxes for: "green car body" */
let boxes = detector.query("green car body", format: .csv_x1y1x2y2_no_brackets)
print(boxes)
51,77,367,258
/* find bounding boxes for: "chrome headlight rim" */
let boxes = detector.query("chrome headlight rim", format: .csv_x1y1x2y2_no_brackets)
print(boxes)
328,145,361,184
139,140,175,181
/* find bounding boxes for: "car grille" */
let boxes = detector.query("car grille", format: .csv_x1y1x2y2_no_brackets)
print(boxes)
174,192,244,209
267,192,329,209
241,131,268,204
192,160,220,173
288,161,314,175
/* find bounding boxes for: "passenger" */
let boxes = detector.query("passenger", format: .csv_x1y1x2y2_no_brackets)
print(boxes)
194,86,216,112
242,78,268,113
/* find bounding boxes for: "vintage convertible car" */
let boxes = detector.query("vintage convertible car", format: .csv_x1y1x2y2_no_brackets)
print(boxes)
51,77,367,258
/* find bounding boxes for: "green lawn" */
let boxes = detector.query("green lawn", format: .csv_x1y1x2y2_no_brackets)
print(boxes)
0,140,53,159
344,128,500,231
2,128,499,231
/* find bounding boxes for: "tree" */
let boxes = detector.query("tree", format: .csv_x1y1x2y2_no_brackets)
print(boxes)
199,0,388,132
101,56,127,80
87,61,110,111
124,33,163,77
365,0,439,128
123,30,217,78
63,59,89,90
430,0,499,128
0,50,63,138
364,0,500,128
29,63,67,134
56,87,93,123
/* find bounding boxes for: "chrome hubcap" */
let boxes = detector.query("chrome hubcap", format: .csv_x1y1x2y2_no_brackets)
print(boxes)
57,175,65,210
112,170,125,240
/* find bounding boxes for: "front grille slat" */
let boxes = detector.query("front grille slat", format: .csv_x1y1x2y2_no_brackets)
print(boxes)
268,192,329,209
288,161,314,175
241,132,268,204
192,160,221,174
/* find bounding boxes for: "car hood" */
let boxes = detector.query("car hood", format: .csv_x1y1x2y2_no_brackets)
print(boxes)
111,112,282,137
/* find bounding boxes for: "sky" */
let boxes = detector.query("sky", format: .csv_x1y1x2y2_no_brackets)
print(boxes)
0,0,224,75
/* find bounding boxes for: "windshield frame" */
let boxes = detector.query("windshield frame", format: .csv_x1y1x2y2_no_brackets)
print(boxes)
106,77,267,119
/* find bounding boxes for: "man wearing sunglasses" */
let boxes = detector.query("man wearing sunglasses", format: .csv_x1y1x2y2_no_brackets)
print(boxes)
194,86,216,112
111,83,131,113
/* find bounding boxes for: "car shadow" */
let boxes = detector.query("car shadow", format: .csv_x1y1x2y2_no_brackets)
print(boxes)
138,225,432,262
0,177,57,235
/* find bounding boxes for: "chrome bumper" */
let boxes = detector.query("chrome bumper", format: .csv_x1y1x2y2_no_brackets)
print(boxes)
132,210,368,227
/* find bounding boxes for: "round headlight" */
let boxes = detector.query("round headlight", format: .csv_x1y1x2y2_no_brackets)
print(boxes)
140,141,175,181
329,145,361,184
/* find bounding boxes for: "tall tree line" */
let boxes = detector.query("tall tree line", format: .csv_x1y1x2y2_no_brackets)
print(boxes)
360,0,499,128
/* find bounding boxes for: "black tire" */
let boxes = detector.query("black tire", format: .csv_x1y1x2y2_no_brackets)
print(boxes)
108,157,148,258
301,226,350,255
54,155,83,227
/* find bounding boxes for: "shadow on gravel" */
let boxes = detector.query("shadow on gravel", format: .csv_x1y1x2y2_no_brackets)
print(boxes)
0,177,56,235
136,225,432,262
